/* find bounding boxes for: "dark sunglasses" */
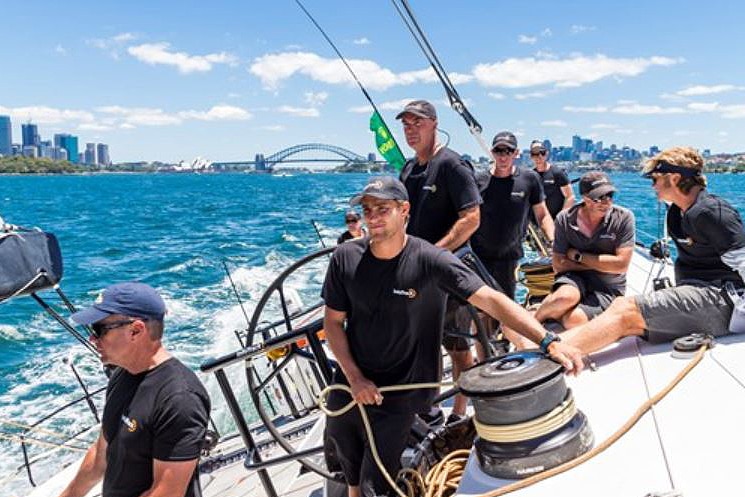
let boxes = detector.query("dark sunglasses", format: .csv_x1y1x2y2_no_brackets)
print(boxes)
589,192,614,203
492,148,515,157
530,151,547,157
345,218,359,224
91,319,135,339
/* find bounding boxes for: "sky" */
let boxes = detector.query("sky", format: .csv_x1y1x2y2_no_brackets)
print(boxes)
2,0,744,163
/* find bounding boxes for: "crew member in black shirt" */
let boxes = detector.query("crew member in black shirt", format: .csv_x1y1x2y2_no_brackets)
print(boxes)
337,210,366,244
529,140,574,219
471,131,555,299
561,147,745,353
58,282,210,497
396,100,482,418
322,176,583,497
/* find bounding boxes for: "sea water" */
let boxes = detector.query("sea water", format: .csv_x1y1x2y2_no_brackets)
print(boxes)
0,171,742,494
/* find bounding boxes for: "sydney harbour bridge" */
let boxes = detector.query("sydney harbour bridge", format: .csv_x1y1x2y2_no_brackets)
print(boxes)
212,143,383,172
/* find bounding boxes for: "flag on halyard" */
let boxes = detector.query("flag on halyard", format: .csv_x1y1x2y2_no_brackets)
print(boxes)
370,111,406,172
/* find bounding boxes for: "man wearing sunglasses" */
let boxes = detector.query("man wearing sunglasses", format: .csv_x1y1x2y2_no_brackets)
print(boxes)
561,147,745,353
527,171,635,335
471,131,554,301
529,140,575,219
58,282,210,497
338,210,367,244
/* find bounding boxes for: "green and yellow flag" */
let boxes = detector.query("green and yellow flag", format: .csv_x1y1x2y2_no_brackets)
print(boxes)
370,111,406,172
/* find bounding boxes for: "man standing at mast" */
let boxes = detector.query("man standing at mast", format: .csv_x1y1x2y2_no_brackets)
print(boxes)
396,100,482,420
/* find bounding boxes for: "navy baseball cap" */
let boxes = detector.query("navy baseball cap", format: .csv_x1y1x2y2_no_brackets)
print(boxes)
350,176,409,205
71,282,166,325
395,100,437,120
491,131,518,151
579,171,617,200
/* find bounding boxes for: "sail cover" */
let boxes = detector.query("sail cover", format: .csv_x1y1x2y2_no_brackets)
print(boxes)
0,230,63,301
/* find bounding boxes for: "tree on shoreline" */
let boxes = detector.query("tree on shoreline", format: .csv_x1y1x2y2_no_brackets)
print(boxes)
0,156,84,174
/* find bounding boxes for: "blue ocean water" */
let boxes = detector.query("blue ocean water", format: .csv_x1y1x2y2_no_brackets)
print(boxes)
0,171,743,492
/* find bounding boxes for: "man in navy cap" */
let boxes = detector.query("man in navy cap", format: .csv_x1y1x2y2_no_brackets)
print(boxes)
58,282,210,497
322,176,584,497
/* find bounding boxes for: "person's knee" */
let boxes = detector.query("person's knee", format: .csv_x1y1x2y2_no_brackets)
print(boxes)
606,296,645,334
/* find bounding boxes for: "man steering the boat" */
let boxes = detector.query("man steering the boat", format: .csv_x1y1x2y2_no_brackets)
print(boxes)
322,176,583,497
521,172,636,338
396,100,482,421
561,147,745,353
57,282,210,497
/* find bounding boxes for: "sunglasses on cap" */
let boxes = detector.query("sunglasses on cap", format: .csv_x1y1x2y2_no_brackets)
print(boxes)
492,148,515,157
588,192,614,203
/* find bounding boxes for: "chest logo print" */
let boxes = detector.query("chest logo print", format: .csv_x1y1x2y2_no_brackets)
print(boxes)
422,185,437,193
511,191,526,198
393,288,418,299
676,237,694,246
122,415,138,432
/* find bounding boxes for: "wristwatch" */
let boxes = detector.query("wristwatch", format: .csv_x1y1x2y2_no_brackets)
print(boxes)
539,331,562,353
572,251,583,263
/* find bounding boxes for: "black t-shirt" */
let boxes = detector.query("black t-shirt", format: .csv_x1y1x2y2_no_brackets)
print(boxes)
668,189,745,285
534,165,570,219
337,229,367,245
102,358,210,497
321,236,484,412
471,167,545,261
400,148,482,245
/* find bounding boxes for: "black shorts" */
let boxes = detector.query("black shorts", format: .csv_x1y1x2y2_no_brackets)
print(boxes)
553,271,623,319
325,405,416,496
442,297,474,351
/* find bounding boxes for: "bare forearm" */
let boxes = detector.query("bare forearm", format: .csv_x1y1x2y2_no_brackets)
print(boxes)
578,253,630,273
469,288,546,344
553,255,588,273
436,207,479,252
539,216,554,242
58,443,105,497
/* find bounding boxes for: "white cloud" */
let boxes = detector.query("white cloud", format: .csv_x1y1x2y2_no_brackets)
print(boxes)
304,91,329,106
518,35,537,45
571,25,597,34
540,120,568,127
353,37,371,45
259,125,286,132
612,104,686,115
113,32,137,43
676,84,745,96
541,28,553,37
515,91,549,100
472,55,681,89
719,131,729,136
591,123,619,129
120,123,136,129
687,102,745,119
54,44,67,56
128,43,239,74
488,92,505,100
227,92,241,98
178,105,252,121
78,123,113,131
348,98,413,114
673,130,693,136
87,33,138,59
249,51,472,90
277,105,320,117
563,105,608,113
0,105,94,124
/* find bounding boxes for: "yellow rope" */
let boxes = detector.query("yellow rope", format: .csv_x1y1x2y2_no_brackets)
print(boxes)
473,395,576,443
0,418,89,440
0,431,87,453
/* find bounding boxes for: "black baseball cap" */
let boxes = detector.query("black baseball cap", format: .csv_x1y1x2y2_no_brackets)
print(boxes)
579,171,617,200
491,131,518,151
395,100,437,120
530,140,547,153
71,282,166,325
344,210,361,222
350,176,409,205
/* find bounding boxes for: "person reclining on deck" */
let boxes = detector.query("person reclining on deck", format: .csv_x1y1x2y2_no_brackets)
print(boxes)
322,176,583,497
507,172,635,351
561,147,745,354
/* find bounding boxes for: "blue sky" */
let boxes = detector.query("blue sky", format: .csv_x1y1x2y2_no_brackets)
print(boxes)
2,0,744,162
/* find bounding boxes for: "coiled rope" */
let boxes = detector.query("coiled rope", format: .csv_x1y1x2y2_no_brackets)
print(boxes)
319,343,708,497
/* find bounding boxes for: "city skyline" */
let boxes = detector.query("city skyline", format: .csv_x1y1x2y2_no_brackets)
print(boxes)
2,0,744,162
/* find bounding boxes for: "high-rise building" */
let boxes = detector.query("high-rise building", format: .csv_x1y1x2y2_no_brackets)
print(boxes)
84,143,96,165
22,123,40,149
96,143,110,166
22,145,38,158
0,115,11,156
55,134,79,163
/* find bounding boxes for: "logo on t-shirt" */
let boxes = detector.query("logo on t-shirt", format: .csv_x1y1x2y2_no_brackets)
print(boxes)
599,233,617,240
544,180,555,185
422,184,437,193
392,288,418,299
511,191,526,199
121,414,138,433
676,236,694,246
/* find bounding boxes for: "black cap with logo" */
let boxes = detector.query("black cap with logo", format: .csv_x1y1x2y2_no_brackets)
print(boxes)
350,176,409,205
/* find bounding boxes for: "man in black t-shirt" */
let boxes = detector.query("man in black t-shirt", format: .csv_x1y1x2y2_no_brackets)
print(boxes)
471,131,555,299
322,176,584,497
396,100,482,418
58,282,210,497
337,210,366,244
529,140,574,219
562,147,745,354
